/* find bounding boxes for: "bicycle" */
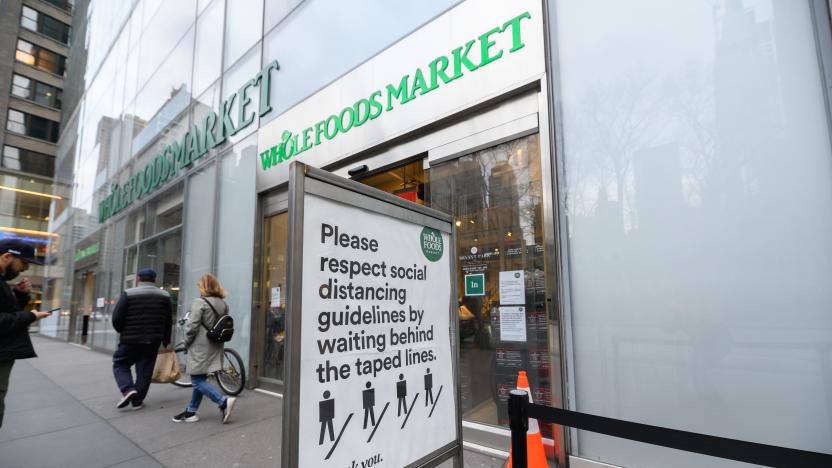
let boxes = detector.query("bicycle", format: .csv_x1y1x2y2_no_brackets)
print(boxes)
171,315,246,396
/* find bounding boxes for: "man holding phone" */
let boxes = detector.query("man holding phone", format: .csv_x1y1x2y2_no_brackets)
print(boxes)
0,239,50,427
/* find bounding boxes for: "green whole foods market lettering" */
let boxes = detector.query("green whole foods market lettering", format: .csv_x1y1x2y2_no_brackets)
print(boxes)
74,243,99,262
97,61,280,223
259,11,532,172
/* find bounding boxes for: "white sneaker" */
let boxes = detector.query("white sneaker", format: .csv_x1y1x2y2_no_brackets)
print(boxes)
221,397,237,424
117,390,137,409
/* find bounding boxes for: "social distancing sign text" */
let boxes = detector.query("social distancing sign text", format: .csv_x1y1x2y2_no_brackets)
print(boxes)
283,164,460,468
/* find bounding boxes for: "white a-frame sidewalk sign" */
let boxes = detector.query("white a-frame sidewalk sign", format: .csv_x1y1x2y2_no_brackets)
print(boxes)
283,162,462,468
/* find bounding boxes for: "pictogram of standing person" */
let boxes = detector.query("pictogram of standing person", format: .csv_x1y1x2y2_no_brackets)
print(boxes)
362,381,376,429
424,368,434,406
396,374,408,417
319,390,335,445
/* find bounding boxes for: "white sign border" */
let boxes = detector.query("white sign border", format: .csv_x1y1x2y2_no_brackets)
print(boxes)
283,162,462,468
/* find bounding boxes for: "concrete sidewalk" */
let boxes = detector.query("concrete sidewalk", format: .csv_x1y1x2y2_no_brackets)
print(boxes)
0,335,507,468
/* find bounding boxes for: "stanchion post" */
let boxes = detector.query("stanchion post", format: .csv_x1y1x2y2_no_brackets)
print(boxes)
509,389,529,468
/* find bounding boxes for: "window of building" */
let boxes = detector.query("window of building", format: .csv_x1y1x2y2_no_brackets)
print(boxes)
34,82,61,109
6,110,25,134
41,0,73,12
11,75,31,99
6,109,60,143
21,6,38,30
2,146,56,178
20,6,71,44
15,40,66,75
15,40,36,66
10,74,62,109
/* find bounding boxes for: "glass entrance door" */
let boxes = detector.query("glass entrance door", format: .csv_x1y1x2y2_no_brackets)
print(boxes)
69,270,96,344
257,211,289,389
358,134,561,446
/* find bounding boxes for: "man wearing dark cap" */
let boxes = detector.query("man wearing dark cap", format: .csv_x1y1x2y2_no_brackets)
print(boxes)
0,239,50,427
111,268,172,410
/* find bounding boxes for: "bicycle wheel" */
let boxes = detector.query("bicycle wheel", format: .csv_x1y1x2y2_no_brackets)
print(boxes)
216,348,245,396
171,345,193,388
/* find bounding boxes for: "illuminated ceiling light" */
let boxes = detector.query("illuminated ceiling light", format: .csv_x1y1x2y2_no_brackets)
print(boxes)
455,220,461,227
0,226,58,237
0,185,62,200
473,238,478,242
506,231,512,237
469,219,475,224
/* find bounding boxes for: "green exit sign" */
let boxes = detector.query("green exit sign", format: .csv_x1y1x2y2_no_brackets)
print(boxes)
464,273,485,296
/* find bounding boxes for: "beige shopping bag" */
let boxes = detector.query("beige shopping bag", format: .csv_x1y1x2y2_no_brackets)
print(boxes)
151,348,181,383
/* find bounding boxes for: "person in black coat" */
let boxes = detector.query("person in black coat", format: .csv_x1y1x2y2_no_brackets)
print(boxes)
0,239,50,427
111,268,172,411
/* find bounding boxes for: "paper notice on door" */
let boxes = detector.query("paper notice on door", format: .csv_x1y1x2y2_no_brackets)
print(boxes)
96,297,105,308
270,287,281,307
499,270,525,305
500,306,526,342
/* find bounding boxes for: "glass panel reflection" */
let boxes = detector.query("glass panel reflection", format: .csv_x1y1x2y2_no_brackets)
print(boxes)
260,212,288,381
556,0,832,464
429,134,552,432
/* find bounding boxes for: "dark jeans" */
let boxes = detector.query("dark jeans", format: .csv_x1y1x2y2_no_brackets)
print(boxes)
186,374,226,413
0,360,14,427
112,342,160,404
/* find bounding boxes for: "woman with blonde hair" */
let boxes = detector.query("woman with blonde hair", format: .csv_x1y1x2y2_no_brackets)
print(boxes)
172,273,237,424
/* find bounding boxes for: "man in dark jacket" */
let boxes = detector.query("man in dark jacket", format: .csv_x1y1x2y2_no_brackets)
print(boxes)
0,239,50,427
111,268,172,410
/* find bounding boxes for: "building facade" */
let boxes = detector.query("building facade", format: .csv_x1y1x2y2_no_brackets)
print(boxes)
0,0,73,315
40,0,832,466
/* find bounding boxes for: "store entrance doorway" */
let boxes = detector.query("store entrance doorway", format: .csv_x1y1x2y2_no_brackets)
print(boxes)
69,269,96,344
356,134,561,444
258,211,289,387
254,204,289,392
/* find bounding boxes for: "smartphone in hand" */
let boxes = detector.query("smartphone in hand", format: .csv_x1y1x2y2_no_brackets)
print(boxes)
47,307,61,315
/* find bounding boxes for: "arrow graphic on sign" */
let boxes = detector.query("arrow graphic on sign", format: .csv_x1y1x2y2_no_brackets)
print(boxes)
428,385,444,418
367,402,390,443
324,413,354,460
400,393,420,430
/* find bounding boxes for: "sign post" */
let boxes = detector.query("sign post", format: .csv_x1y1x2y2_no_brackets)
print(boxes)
283,162,461,468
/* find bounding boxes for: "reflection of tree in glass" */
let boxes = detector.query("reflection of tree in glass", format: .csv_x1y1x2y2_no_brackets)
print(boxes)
565,75,668,231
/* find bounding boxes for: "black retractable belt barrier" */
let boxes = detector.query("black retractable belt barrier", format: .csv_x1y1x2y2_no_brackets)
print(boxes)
507,390,832,468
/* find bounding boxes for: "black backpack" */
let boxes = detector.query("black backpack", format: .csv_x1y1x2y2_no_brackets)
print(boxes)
201,298,234,343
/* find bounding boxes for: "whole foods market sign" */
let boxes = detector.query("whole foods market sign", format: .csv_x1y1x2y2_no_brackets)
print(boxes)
256,0,545,191
98,61,280,222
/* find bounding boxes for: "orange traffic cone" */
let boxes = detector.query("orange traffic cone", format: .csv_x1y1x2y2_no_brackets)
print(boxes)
505,371,548,468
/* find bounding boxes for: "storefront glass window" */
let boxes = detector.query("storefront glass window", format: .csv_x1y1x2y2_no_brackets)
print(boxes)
193,0,224,96
137,0,196,90
223,0,262,70
221,44,261,145
92,218,126,351
260,212,288,381
147,186,184,235
180,163,216,318
264,0,302,33
260,0,462,124
556,1,832,465
216,136,258,366
428,134,551,431
134,27,195,148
